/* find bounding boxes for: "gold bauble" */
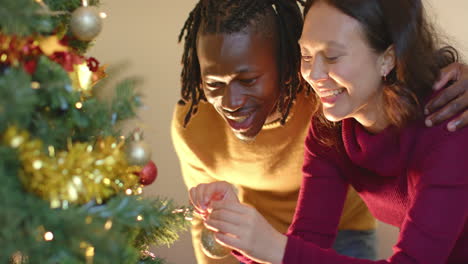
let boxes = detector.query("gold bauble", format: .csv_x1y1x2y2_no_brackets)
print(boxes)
69,6,102,41
200,227,230,259
125,130,152,166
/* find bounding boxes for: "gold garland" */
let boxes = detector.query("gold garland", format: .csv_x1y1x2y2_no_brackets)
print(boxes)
3,126,142,208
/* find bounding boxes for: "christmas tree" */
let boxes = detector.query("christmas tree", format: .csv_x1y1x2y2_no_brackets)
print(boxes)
0,0,190,263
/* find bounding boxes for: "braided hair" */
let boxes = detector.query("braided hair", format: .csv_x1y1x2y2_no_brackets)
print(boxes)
178,0,309,126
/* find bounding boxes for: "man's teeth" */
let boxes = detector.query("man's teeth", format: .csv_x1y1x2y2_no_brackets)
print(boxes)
230,116,248,122
322,89,344,98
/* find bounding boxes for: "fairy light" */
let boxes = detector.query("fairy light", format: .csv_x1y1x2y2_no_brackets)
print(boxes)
85,246,95,264
31,82,40,89
99,12,107,19
136,187,143,194
125,189,132,195
104,220,113,230
32,160,43,170
82,0,88,7
137,215,143,221
44,231,54,241
48,145,55,157
75,102,83,109
1,54,7,62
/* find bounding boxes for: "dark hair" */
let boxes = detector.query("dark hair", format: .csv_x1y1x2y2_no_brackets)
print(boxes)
303,0,458,146
178,0,309,127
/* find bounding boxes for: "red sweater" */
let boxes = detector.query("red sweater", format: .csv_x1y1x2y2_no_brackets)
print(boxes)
237,117,468,263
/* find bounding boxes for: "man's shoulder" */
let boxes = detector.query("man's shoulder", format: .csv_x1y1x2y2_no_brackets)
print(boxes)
171,101,227,151
172,100,225,130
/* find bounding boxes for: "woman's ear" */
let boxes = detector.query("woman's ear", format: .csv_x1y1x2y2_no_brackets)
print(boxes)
380,45,396,77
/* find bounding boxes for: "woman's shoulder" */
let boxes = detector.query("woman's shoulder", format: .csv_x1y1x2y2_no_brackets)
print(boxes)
406,118,468,185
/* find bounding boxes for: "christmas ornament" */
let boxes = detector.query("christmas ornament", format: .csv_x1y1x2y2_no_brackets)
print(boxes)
69,6,103,41
139,160,158,185
2,126,142,208
69,62,93,95
125,130,152,166
200,227,230,259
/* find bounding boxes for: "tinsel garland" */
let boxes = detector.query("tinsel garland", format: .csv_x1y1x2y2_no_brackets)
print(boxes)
3,126,142,208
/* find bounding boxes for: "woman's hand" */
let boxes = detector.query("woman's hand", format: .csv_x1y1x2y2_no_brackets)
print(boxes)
425,62,468,131
205,199,288,264
189,181,239,219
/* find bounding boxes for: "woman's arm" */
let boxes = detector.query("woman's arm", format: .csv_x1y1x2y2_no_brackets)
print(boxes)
283,127,468,264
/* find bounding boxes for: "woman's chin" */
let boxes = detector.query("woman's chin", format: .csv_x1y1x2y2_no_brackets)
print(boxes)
323,110,346,123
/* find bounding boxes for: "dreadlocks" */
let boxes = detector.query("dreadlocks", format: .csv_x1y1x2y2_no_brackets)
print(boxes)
178,0,310,127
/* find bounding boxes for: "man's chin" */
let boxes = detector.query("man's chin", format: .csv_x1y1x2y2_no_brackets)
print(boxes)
232,130,257,142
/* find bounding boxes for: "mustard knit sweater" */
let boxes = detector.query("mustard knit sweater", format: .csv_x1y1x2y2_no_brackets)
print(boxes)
171,93,375,264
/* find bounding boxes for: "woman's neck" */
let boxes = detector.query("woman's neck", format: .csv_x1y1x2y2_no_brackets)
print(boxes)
353,92,390,134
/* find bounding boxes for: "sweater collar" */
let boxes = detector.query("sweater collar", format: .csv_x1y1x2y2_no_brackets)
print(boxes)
341,118,406,177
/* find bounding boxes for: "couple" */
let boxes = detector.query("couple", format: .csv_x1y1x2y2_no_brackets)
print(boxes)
173,0,468,263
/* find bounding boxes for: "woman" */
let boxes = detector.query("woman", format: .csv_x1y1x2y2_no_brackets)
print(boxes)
188,0,468,263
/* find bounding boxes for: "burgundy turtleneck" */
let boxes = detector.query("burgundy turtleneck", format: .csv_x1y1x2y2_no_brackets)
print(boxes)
236,117,468,264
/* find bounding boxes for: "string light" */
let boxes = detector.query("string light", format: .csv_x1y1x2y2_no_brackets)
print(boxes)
85,246,94,264
136,187,143,194
44,231,54,241
104,220,113,230
31,82,40,89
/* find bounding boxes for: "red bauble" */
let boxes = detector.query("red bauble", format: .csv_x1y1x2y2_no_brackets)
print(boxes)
139,160,158,185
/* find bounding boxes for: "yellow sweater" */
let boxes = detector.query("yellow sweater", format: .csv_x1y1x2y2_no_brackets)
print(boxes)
171,93,375,264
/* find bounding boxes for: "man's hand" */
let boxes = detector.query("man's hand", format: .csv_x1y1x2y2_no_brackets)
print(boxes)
425,62,468,131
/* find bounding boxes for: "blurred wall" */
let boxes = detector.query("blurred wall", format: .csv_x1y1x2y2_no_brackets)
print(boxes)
88,0,467,263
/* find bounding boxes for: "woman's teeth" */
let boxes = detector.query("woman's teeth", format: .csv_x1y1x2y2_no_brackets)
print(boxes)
321,88,345,98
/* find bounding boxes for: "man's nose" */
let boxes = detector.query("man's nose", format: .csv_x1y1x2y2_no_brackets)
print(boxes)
221,83,245,113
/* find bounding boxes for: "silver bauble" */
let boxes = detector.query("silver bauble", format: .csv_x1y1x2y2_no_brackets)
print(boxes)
125,131,152,166
200,227,230,259
70,6,103,41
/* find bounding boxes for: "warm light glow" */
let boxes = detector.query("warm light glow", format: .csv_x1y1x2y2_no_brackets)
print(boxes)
137,187,143,194
82,0,88,7
31,82,41,89
0,54,7,62
103,178,111,185
100,12,107,19
75,102,83,109
137,215,143,221
104,220,113,230
85,246,95,258
44,231,54,241
48,145,55,157
76,63,93,92
32,160,43,170
125,189,132,195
